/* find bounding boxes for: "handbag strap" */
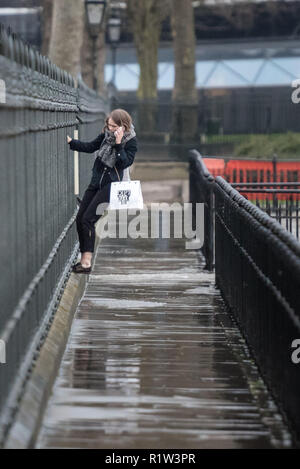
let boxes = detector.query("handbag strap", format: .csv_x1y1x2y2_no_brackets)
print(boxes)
114,165,121,182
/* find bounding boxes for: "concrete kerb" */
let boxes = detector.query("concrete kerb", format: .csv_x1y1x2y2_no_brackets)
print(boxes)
3,214,108,449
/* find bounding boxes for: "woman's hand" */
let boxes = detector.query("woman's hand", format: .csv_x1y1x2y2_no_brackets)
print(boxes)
67,135,72,143
114,127,124,144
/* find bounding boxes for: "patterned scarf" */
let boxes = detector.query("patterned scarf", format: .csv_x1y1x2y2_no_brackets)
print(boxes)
96,124,136,168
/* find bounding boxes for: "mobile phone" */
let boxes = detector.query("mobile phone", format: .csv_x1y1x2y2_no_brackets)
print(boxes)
114,127,123,136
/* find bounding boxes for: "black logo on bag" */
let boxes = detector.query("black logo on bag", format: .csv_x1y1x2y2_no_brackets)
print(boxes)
117,189,131,204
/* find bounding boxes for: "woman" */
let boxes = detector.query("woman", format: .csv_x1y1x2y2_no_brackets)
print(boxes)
67,108,137,274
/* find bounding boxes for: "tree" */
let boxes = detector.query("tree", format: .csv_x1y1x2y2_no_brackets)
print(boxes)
48,0,85,80
126,0,169,134
41,0,53,57
42,0,106,92
171,0,198,143
127,0,168,100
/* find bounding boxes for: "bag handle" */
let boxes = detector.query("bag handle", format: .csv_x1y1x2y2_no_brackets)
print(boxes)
114,165,121,182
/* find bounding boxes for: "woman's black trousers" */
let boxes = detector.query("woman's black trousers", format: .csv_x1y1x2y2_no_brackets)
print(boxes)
76,181,111,253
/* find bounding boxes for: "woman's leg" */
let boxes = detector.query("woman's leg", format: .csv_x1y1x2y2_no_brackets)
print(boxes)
80,183,111,267
76,185,98,254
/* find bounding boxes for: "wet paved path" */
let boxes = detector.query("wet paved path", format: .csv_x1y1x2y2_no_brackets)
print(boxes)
36,213,291,449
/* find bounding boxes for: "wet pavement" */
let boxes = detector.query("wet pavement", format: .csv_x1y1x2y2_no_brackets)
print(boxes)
36,210,291,449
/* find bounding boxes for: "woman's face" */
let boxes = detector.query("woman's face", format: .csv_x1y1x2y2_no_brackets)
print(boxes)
107,118,120,132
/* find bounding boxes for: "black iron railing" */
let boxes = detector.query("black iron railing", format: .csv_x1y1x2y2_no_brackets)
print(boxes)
189,150,300,446
232,183,300,240
0,24,108,443
189,150,214,271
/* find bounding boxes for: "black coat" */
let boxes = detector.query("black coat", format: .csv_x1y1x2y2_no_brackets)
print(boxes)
68,133,138,188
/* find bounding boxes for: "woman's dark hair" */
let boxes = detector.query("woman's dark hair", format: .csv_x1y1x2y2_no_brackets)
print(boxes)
103,109,132,132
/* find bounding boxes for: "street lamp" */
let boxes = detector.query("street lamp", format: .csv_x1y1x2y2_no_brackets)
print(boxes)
84,0,107,91
108,15,121,87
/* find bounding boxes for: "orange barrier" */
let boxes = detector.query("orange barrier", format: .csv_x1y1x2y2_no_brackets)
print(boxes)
203,158,225,178
226,160,272,183
202,158,300,200
276,162,300,184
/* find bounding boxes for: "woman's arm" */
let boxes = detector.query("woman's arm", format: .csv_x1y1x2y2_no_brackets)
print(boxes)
68,133,104,153
115,138,138,170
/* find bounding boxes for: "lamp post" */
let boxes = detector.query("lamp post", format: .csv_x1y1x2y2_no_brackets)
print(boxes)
108,15,121,87
84,0,107,91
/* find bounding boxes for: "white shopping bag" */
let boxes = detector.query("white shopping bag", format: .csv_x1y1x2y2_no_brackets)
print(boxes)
122,167,131,181
108,180,144,210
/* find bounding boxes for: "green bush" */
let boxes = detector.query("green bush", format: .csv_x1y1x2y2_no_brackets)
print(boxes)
233,132,300,159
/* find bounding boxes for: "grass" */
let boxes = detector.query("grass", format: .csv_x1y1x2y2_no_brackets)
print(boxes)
205,134,250,144
204,132,300,159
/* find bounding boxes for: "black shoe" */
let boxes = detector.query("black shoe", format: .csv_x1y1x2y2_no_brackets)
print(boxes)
72,263,91,274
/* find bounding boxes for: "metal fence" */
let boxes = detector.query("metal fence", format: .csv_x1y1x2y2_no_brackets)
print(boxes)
0,24,108,443
232,183,300,240
119,85,300,138
189,150,214,271
190,149,300,445
117,89,300,160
